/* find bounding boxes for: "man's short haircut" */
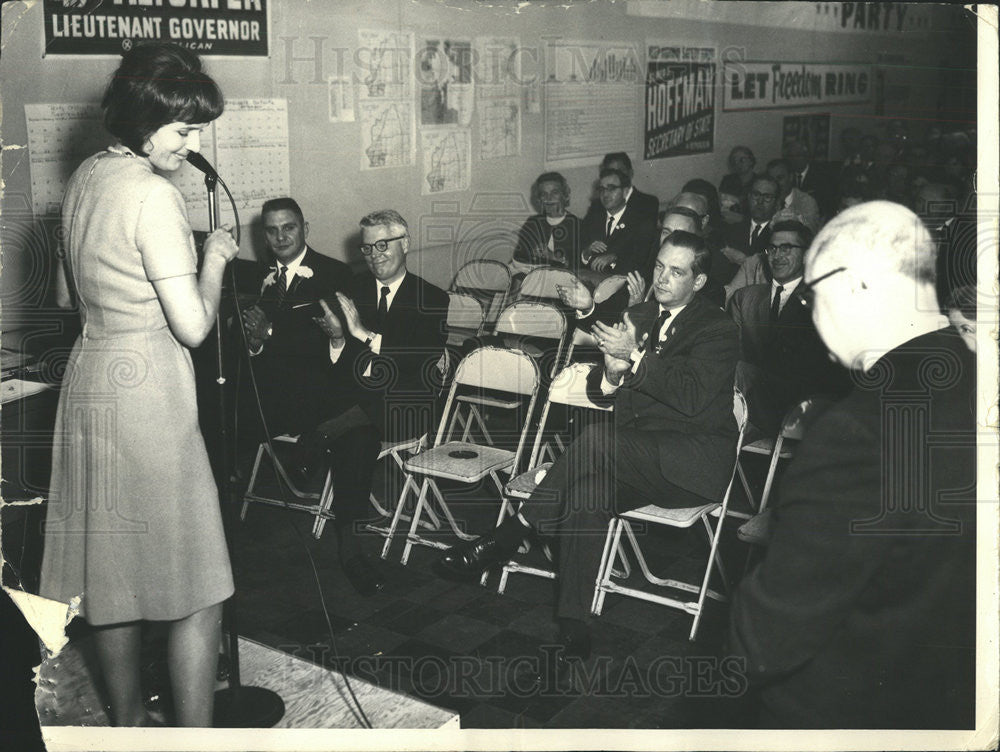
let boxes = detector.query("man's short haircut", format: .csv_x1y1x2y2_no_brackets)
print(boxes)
810,201,936,285
531,171,570,210
601,152,633,176
599,167,632,189
102,42,224,156
661,205,701,224
767,158,791,173
262,197,304,223
769,219,814,249
681,179,722,226
360,208,409,233
661,229,711,278
947,284,977,321
751,175,780,194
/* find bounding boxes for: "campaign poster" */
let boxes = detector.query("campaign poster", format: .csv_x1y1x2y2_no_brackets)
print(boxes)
644,43,716,161
43,0,269,57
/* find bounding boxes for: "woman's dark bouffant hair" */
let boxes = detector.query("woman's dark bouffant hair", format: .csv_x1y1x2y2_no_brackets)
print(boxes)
102,42,224,155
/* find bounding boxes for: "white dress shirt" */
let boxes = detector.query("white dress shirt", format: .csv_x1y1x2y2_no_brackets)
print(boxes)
770,276,801,315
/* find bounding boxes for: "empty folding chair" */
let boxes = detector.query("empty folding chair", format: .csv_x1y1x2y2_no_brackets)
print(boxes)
444,291,486,348
517,266,582,304
450,260,512,331
737,397,828,549
496,361,615,593
379,347,541,564
241,434,334,539
448,300,568,445
591,389,749,641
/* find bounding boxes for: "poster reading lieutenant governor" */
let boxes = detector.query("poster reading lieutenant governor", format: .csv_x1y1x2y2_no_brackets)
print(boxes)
644,43,716,161
43,0,269,57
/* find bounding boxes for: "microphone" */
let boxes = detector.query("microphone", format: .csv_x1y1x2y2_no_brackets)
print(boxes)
185,151,219,178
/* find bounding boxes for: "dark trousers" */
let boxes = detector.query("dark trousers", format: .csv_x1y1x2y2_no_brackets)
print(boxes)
321,422,382,526
518,421,711,621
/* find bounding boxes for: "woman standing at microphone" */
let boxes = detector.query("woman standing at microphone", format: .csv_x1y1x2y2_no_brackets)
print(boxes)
40,43,238,727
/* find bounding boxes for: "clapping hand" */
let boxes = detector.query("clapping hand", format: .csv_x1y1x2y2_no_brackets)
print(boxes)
721,245,747,265
625,271,647,306
594,312,640,383
582,239,607,265
591,253,618,272
242,305,270,351
314,299,345,345
556,277,593,312
334,292,369,341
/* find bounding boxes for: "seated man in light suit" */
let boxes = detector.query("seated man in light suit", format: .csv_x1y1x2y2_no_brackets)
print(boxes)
726,219,849,437
436,231,739,673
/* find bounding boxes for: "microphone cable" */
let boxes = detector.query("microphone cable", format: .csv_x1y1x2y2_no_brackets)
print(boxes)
203,161,373,730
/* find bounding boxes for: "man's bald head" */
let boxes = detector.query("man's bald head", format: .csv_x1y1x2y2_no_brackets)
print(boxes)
806,200,937,288
670,191,709,233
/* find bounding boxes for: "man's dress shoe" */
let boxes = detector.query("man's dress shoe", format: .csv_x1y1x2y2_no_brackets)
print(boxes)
434,533,514,582
341,554,385,597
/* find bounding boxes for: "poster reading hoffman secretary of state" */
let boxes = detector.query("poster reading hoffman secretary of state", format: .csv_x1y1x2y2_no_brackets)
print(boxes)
43,0,269,57
644,43,716,161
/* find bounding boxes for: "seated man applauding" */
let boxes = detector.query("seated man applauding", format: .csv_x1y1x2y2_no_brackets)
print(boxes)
436,231,739,671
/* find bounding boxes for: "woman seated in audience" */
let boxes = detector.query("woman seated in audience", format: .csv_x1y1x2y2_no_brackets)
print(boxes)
946,284,977,353
718,146,759,223
511,171,582,273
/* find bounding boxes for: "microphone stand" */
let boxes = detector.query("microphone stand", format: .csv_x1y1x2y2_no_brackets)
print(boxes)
199,167,285,728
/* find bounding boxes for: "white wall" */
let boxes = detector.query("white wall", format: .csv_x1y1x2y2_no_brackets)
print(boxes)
0,0,977,310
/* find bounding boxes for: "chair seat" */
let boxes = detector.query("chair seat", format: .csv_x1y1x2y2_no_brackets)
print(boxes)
456,393,521,409
505,462,554,498
623,502,720,528
741,437,795,458
380,436,424,457
403,441,515,482
737,509,773,545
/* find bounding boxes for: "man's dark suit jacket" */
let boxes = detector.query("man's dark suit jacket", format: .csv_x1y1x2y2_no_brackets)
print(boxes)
728,329,976,728
796,161,835,219
581,194,660,281
242,246,353,434
727,283,850,431
328,271,449,441
587,293,740,503
721,217,772,258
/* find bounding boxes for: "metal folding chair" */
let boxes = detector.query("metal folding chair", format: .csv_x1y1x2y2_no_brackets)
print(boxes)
449,300,569,446
591,389,750,641
379,347,541,564
517,266,582,304
737,397,828,548
444,291,486,348
450,260,512,331
240,435,334,539
496,361,616,593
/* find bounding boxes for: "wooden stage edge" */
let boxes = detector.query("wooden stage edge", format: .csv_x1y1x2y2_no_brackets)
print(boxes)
36,634,460,731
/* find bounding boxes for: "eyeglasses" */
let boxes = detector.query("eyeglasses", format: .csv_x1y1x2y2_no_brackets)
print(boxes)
763,243,804,256
798,266,847,308
750,190,777,201
359,234,406,256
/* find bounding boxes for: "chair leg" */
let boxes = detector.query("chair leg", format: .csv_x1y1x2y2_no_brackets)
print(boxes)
240,443,268,521
381,473,414,560
401,478,431,566
313,469,335,539
690,515,728,641
736,461,756,512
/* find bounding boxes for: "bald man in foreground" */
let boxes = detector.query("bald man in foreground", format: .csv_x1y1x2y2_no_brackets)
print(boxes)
727,201,977,728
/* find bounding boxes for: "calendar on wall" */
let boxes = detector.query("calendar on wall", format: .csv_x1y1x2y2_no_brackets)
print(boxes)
24,99,289,232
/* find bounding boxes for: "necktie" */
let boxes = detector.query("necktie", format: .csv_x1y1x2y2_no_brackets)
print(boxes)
749,223,761,249
770,285,784,321
374,285,390,332
606,215,615,239
275,265,288,307
794,171,803,189
644,309,672,354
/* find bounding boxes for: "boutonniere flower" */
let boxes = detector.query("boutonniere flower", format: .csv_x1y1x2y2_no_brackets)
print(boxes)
297,265,313,279
261,270,277,290
617,222,626,231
